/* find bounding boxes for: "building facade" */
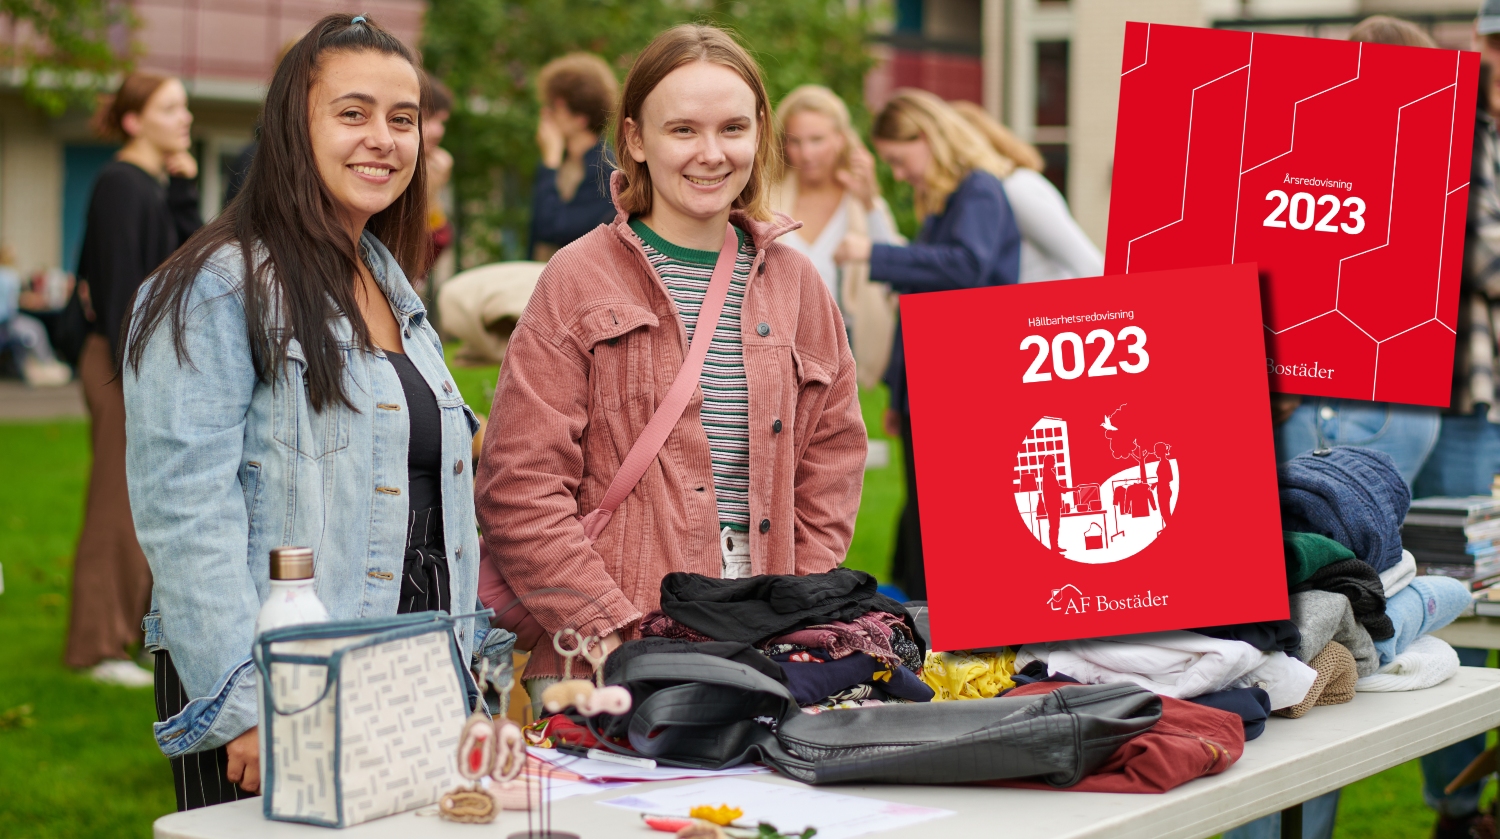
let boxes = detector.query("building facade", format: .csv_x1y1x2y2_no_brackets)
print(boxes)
0,0,424,280
871,0,1477,250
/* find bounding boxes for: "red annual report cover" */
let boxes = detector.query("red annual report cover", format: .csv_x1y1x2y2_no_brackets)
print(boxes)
902,264,1286,651
1103,22,1478,406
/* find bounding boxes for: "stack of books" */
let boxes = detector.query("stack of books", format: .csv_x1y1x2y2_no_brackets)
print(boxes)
1403,496,1500,591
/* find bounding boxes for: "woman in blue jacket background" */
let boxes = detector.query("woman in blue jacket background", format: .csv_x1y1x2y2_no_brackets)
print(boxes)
837,88,1021,600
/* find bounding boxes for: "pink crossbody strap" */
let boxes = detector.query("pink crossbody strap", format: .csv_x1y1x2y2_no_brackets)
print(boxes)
577,224,740,541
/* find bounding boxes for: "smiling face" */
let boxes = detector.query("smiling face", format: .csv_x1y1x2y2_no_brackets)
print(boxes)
783,109,845,186
308,50,422,238
625,60,759,240
123,79,193,155
874,137,932,190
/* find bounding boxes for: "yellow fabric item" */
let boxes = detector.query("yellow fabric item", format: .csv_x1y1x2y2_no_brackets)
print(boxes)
920,649,1017,701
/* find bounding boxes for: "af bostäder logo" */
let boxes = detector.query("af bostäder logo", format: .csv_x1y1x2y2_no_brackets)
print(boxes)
1013,404,1179,564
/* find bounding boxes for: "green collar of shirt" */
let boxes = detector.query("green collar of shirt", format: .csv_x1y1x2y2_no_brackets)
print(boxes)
629,218,749,264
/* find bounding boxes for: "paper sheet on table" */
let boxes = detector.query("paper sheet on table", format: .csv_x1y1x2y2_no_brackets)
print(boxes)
598,778,954,839
481,774,636,801
528,747,771,782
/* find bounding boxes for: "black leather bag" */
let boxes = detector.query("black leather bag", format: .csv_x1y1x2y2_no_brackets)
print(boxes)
592,648,1162,786
762,682,1161,786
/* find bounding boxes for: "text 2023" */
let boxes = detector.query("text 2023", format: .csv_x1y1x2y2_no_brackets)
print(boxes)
1020,327,1149,383
1263,190,1366,234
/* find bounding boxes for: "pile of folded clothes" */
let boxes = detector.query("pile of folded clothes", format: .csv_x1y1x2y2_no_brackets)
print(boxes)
639,567,935,710
1278,447,1471,693
997,448,1474,750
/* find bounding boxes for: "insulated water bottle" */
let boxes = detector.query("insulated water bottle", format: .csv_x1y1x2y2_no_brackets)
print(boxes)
255,547,329,781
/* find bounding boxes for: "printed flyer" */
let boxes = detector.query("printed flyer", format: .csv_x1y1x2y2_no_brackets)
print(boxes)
1103,22,1478,406
901,264,1286,651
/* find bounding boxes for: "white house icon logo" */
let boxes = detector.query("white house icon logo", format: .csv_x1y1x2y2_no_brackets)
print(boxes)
1048,584,1084,611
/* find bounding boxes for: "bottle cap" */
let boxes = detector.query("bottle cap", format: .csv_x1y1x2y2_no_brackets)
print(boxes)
269,547,314,580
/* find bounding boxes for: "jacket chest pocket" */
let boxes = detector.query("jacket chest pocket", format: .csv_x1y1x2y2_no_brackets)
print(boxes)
581,304,659,412
272,344,351,459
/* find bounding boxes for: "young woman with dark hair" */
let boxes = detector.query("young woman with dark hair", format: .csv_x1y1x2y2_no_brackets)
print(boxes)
65,70,200,687
122,14,482,810
476,24,866,705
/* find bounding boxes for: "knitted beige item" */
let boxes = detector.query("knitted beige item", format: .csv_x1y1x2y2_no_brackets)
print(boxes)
1313,641,1358,707
1275,641,1357,719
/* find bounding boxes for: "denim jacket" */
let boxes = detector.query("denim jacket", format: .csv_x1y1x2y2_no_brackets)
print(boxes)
124,232,485,756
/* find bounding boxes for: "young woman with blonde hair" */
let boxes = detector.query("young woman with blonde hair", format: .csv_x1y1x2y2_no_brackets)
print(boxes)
837,88,1021,600
771,85,903,385
476,25,866,696
948,99,1102,283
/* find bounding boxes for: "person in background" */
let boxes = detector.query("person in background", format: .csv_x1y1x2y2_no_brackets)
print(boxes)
948,100,1102,283
0,247,71,386
1405,5,1500,838
121,14,482,809
835,88,1021,600
771,84,904,388
529,52,618,261
223,40,299,205
65,71,201,687
421,71,455,295
477,24,865,709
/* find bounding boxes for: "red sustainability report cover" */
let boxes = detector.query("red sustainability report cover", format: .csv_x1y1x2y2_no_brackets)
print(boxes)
901,264,1286,651
1103,22,1478,407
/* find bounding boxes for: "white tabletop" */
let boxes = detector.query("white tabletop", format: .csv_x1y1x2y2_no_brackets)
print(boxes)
155,667,1500,839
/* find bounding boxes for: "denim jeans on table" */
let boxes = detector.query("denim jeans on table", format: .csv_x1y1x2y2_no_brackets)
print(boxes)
1412,409,1500,817
1222,790,1340,839
1275,399,1440,488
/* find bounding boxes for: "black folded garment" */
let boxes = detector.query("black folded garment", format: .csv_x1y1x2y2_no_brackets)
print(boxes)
1188,687,1271,741
769,648,934,705
1290,558,1393,641
1189,621,1302,655
659,568,922,649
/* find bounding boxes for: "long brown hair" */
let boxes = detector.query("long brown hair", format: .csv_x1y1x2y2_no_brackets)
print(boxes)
613,24,780,221
124,13,429,411
92,72,172,141
947,100,1045,172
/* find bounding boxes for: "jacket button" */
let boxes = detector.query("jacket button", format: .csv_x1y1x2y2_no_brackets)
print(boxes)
756,322,770,337
443,381,454,394
455,546,463,559
454,458,464,475
759,518,770,534
757,261,767,275
772,419,782,433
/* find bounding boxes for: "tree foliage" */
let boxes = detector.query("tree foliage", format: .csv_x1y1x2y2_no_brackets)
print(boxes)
422,0,878,266
0,0,136,115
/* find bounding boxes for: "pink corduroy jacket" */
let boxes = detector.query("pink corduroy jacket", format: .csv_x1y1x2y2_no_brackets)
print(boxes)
475,182,867,679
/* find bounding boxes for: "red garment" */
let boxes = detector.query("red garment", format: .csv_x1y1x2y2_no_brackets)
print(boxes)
997,681,1244,793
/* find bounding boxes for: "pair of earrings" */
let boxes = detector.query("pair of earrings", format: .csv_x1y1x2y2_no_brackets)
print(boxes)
440,659,531,823
539,628,632,716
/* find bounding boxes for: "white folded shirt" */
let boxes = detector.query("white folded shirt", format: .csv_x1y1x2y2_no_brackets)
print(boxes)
1019,630,1318,710
1380,550,1417,598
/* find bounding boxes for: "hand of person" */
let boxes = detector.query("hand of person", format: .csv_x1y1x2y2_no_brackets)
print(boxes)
535,109,565,170
883,408,902,440
164,151,198,181
599,631,624,656
426,145,453,193
225,727,260,793
837,144,878,211
834,233,872,265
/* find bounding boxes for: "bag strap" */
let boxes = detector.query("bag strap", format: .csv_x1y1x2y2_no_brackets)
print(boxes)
579,224,742,541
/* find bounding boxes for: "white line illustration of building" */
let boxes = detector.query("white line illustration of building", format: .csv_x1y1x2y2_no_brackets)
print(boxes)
1013,417,1071,492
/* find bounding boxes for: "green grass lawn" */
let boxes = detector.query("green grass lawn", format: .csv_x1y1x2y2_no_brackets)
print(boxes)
0,362,1457,837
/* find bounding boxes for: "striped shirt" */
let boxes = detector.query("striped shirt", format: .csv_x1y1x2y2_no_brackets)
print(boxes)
630,219,754,532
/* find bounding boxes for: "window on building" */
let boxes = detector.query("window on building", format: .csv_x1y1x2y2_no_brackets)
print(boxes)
1035,39,1070,196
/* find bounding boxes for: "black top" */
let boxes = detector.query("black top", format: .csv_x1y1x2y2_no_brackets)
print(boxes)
77,160,202,353
386,351,443,512
528,140,616,253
